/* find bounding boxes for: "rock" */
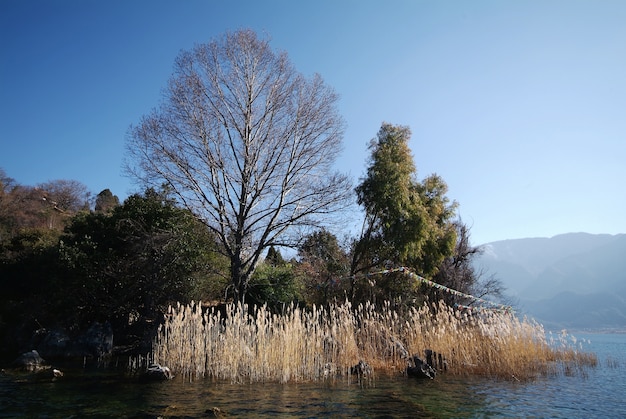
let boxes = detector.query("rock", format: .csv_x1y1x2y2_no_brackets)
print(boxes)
350,360,372,378
144,363,174,380
30,322,114,360
52,368,64,378
407,355,436,379
12,350,49,372
206,407,227,417
32,328,71,358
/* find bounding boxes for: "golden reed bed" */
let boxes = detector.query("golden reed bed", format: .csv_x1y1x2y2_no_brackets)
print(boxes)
149,300,596,383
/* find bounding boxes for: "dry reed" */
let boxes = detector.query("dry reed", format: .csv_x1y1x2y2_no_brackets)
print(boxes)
151,300,596,383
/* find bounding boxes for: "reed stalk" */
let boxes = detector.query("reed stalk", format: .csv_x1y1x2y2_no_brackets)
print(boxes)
151,300,596,383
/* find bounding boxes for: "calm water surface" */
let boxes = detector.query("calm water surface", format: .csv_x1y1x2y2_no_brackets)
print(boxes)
1,333,624,418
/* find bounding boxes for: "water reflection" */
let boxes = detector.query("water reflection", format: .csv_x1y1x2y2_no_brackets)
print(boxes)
137,374,490,418
1,333,624,418
1,368,489,418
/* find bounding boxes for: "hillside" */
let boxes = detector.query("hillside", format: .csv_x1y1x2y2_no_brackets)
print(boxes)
475,233,626,331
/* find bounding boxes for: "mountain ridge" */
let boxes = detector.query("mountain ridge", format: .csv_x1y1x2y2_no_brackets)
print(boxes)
475,232,626,331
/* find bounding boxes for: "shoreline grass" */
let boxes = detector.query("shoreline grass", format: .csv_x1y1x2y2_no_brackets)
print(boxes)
150,300,597,383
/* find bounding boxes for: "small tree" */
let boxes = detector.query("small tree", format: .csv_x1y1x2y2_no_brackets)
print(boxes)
265,246,285,267
94,189,120,213
297,229,350,305
38,179,91,213
126,29,352,303
248,262,302,310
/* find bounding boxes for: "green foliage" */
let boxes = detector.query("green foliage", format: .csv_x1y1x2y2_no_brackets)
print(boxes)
55,188,228,340
265,246,285,267
0,226,61,360
0,182,230,358
94,188,120,213
2,227,60,258
0,226,61,308
297,229,350,305
248,263,303,310
0,169,236,357
353,123,457,303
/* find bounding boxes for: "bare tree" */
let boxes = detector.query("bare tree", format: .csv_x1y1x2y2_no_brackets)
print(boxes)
125,30,352,302
432,219,507,307
38,179,91,213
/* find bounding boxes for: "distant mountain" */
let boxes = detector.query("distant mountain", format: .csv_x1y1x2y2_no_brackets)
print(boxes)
523,291,626,331
475,233,626,331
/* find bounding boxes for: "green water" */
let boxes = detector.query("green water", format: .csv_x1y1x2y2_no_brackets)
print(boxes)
2,333,625,418
1,369,486,418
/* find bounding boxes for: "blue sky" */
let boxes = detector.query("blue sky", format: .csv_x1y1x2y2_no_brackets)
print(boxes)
1,0,625,245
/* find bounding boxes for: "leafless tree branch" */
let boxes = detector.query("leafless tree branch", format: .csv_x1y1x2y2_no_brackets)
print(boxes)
125,30,352,301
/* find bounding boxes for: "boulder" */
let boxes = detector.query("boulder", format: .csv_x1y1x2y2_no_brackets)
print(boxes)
30,322,114,360
12,350,49,372
407,354,436,379
31,328,71,358
144,363,174,380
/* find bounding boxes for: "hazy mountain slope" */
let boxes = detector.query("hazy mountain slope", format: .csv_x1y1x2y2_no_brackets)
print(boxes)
475,233,626,330
522,291,626,331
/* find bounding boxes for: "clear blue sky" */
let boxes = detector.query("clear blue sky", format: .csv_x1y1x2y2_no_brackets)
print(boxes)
1,0,625,245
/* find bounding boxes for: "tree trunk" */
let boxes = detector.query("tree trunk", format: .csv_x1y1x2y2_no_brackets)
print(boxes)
230,256,249,304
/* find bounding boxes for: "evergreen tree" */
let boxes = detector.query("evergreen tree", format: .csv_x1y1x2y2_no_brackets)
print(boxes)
265,246,285,267
352,123,457,303
56,188,228,342
297,229,350,305
94,189,120,213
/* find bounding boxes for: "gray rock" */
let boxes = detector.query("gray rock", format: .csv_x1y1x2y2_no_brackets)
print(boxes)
31,322,113,360
77,322,114,358
144,363,174,380
12,350,49,372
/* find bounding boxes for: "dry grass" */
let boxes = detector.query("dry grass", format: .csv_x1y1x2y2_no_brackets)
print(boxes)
150,300,596,383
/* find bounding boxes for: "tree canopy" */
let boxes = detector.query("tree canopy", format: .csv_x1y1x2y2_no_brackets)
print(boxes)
56,188,227,340
126,29,352,303
94,188,120,213
352,123,458,302
297,229,350,304
0,181,230,358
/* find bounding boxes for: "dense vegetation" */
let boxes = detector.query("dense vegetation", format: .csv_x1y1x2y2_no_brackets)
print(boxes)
152,300,596,383
0,122,498,362
0,176,230,359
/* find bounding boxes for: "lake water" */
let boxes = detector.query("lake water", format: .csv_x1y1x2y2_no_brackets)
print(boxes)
1,333,624,418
